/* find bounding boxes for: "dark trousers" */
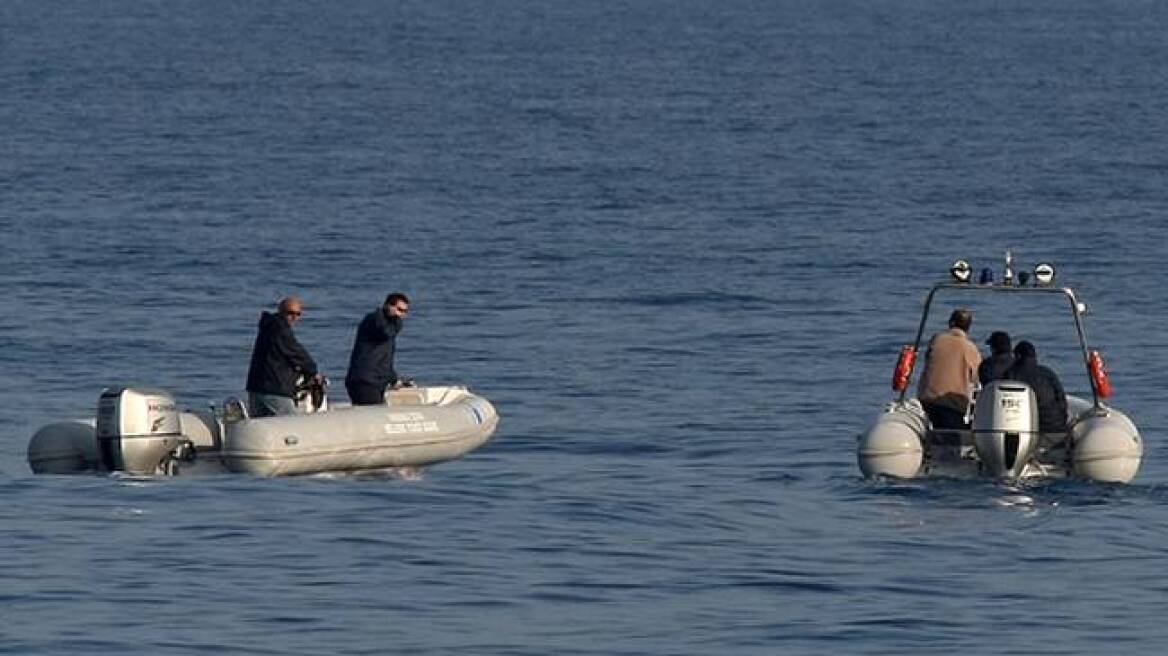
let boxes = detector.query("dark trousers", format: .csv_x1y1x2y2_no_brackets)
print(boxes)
921,401,968,430
346,381,386,406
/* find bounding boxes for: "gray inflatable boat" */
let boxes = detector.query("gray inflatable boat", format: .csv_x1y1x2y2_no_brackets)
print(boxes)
29,385,499,477
858,253,1143,483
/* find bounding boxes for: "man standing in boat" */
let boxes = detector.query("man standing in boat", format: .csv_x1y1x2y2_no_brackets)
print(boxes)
345,292,412,405
245,296,323,417
917,308,982,429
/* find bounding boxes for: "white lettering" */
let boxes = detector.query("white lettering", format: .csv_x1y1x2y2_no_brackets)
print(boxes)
382,420,441,435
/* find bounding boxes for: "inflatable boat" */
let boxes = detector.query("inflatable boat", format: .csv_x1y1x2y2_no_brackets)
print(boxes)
28,384,499,477
858,253,1143,483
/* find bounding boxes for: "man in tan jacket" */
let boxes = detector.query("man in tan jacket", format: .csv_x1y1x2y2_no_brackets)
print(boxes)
917,308,982,429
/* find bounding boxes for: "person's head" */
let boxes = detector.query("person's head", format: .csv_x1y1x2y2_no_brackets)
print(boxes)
985,331,1011,355
1014,340,1037,360
278,296,305,325
383,292,411,320
948,308,973,333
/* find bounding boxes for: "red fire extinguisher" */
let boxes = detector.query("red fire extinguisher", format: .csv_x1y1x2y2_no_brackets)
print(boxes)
1088,350,1113,399
892,345,917,392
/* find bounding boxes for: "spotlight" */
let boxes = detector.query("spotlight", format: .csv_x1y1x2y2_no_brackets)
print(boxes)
1034,263,1055,286
950,260,972,283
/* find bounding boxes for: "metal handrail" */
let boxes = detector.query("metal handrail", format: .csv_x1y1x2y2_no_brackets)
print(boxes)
897,282,1099,409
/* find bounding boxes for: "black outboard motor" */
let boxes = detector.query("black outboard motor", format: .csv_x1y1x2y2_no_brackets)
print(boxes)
972,380,1040,478
95,387,189,475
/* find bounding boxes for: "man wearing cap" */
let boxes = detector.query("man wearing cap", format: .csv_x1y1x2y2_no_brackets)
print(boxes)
1005,340,1069,434
917,308,983,429
245,296,322,417
979,331,1015,384
345,292,412,405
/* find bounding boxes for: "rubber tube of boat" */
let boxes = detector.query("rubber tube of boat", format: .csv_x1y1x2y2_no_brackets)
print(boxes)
858,407,926,479
1072,413,1142,483
891,345,916,391
1088,350,1113,398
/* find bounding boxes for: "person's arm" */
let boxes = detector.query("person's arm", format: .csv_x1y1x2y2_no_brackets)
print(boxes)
967,342,983,384
275,324,318,376
385,323,401,387
378,312,405,386
916,336,935,397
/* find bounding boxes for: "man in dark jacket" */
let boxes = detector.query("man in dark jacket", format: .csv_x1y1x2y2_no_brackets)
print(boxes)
345,292,411,405
245,296,321,417
1005,340,1069,434
978,331,1015,385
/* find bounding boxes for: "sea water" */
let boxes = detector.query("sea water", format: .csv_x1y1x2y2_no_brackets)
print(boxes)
3,1,1168,653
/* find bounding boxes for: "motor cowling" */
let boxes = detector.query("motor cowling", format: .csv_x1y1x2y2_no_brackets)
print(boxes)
972,381,1040,478
95,387,187,475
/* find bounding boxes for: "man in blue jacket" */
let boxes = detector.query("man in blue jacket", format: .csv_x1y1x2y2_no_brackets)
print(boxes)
245,296,322,417
345,292,411,405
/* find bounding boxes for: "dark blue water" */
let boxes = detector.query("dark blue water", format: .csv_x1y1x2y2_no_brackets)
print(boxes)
4,1,1168,653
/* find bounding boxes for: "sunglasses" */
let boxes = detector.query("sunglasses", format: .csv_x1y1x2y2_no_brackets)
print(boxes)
393,305,410,315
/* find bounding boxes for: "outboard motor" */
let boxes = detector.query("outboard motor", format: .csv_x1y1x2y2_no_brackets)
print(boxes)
972,381,1040,478
95,387,189,475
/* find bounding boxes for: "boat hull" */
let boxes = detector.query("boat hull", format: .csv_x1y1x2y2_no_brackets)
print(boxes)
28,386,499,477
221,389,498,476
857,394,1142,483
